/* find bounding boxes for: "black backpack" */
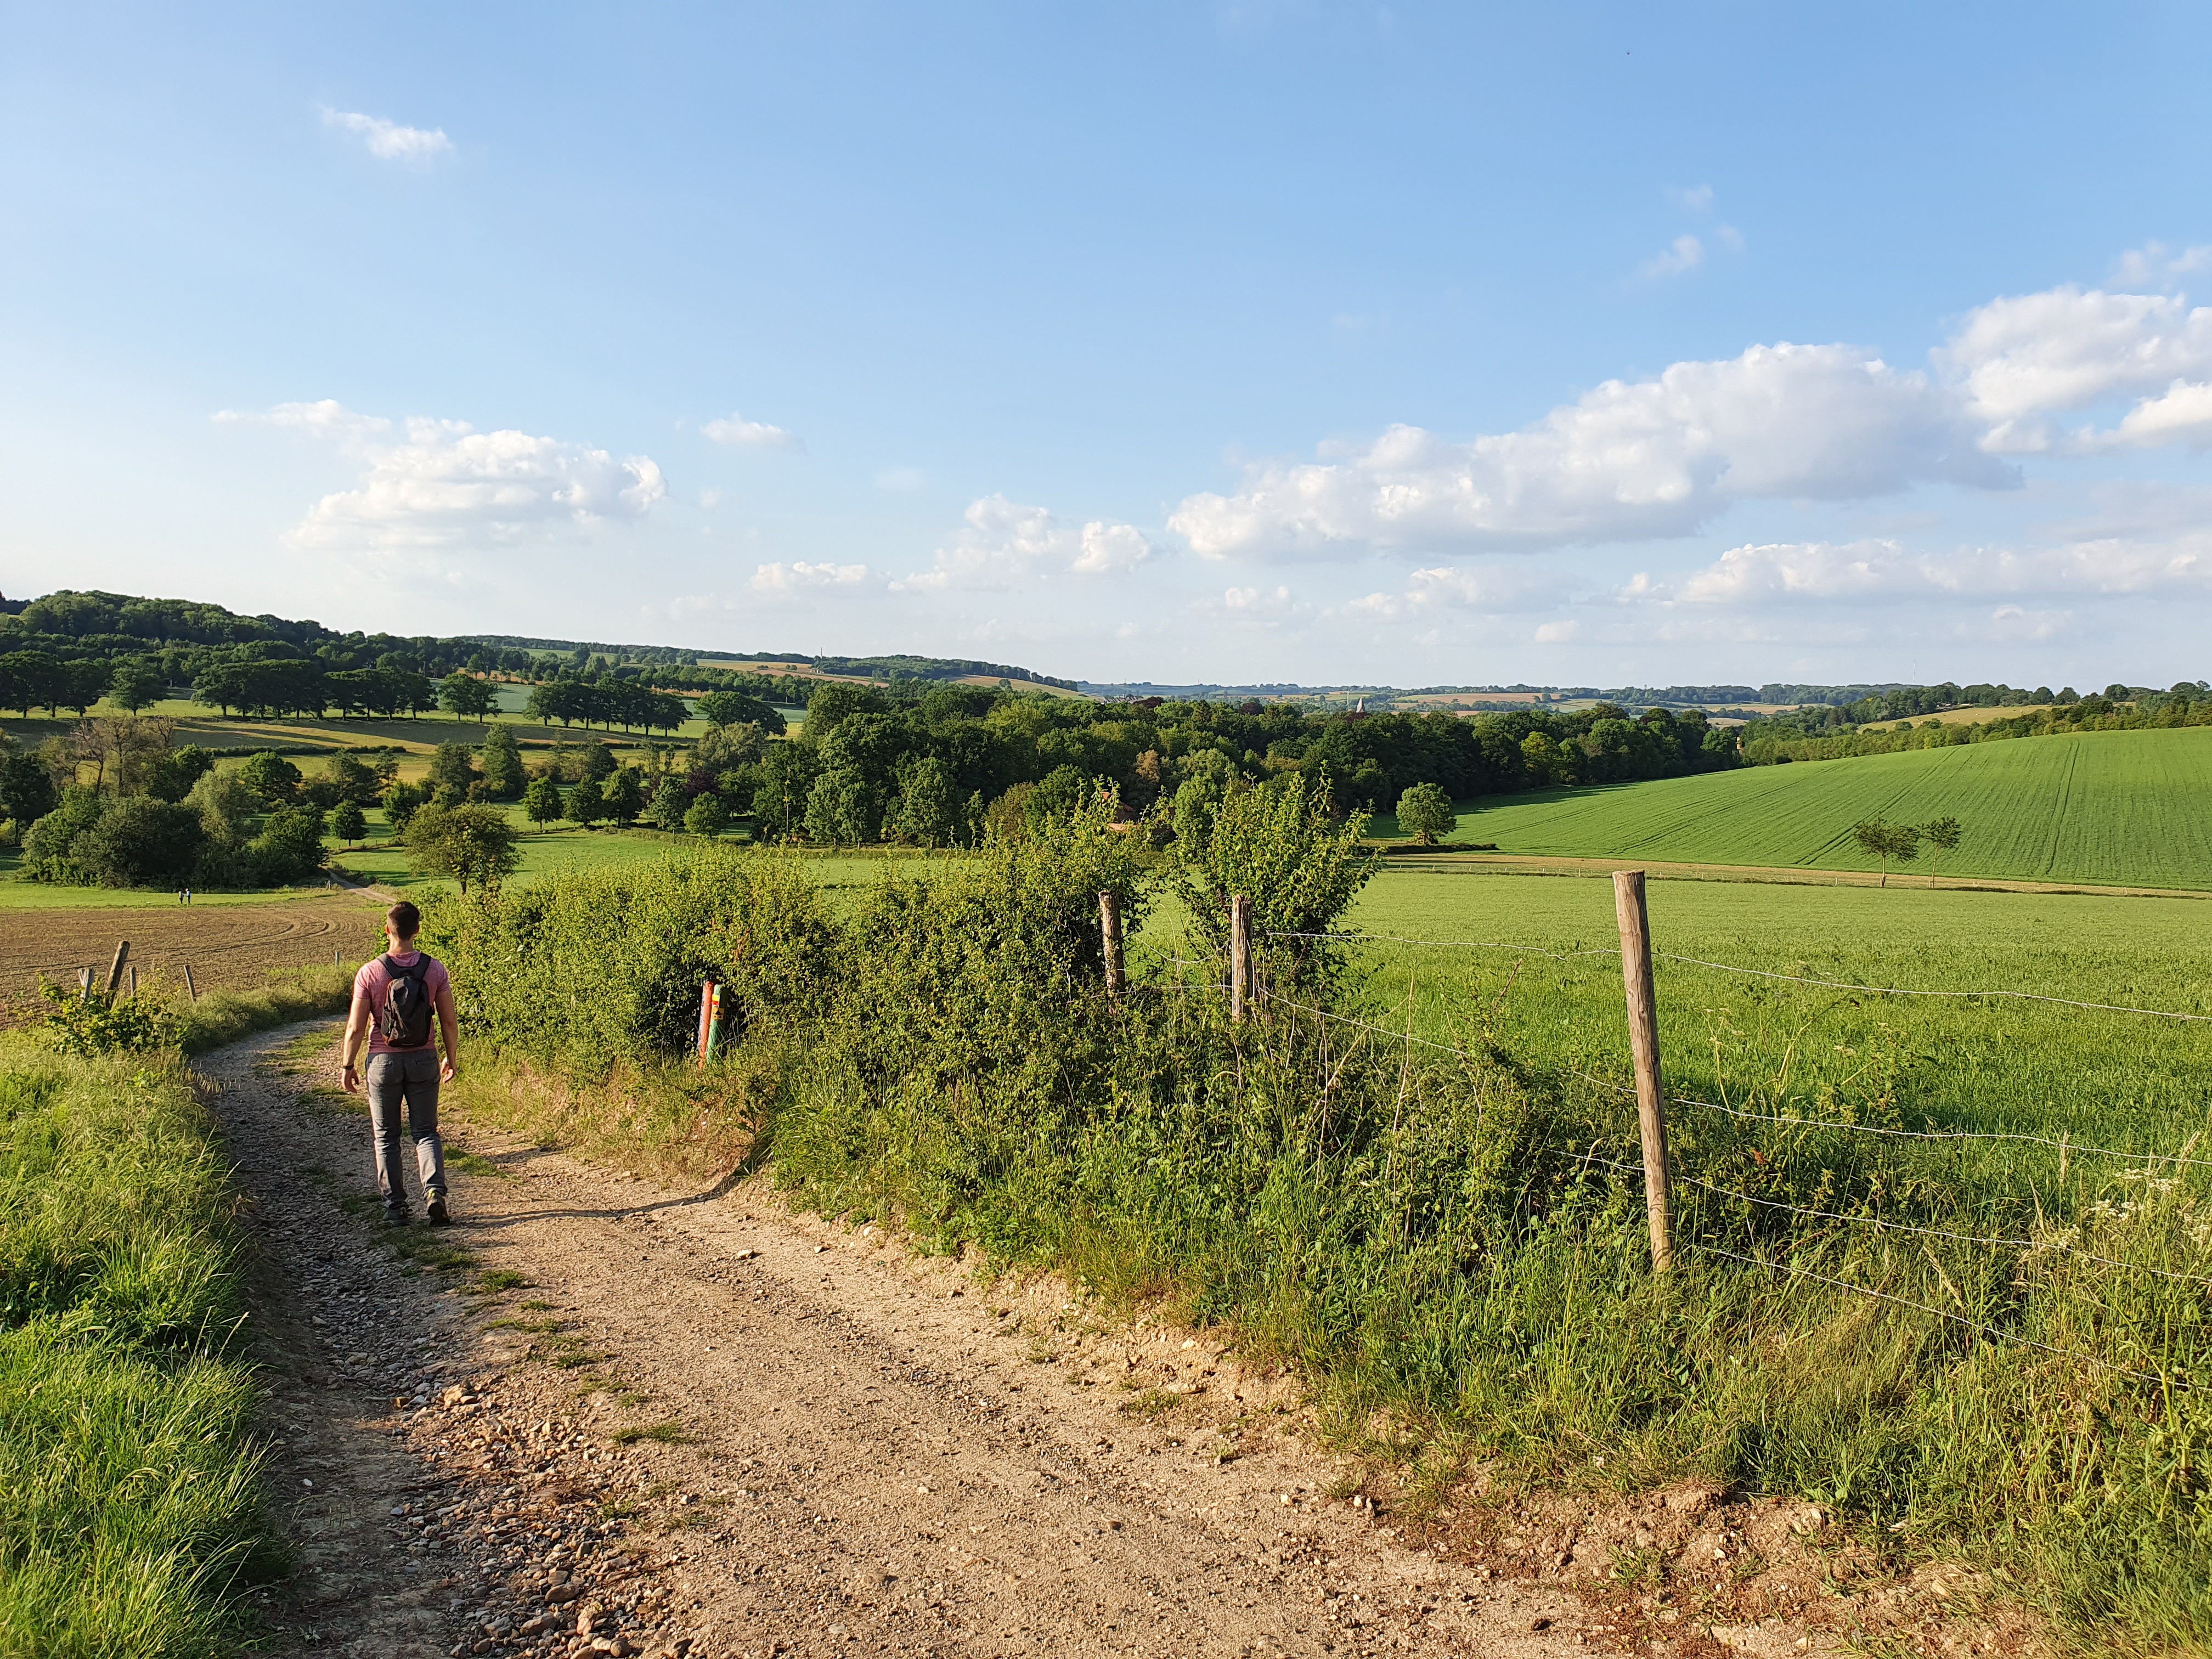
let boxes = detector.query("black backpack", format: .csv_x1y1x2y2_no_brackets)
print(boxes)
377,956,436,1049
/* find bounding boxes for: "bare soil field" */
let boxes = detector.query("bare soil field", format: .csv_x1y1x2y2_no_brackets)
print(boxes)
0,891,382,1015
207,1021,2018,1659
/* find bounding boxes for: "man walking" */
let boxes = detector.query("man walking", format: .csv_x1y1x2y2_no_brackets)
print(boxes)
340,900,459,1224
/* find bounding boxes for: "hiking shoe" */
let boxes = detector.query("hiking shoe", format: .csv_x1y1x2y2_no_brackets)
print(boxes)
382,1206,409,1226
427,1197,450,1226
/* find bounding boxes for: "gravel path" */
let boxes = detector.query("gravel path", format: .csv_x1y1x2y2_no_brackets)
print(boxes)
205,1019,1694,1659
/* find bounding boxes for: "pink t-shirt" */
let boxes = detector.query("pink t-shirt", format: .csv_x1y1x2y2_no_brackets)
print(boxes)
353,951,450,1055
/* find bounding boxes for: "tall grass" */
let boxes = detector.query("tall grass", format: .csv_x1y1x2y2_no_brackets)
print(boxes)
176,966,353,1054
0,1036,274,1657
423,814,2212,1652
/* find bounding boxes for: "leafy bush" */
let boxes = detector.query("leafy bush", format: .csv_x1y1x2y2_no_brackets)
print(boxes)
37,984,185,1056
19,792,207,888
235,749,301,803
248,805,327,884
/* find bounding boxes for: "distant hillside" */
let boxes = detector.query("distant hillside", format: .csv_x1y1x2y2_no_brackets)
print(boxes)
1443,726,2212,890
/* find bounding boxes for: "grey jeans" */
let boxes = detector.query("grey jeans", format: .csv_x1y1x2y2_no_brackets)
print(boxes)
366,1051,446,1210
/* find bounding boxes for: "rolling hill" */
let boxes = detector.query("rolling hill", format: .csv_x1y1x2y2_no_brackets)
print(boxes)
1445,726,2212,890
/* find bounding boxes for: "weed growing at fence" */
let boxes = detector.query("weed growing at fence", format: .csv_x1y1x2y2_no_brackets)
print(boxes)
425,810,2212,1650
0,1035,275,1656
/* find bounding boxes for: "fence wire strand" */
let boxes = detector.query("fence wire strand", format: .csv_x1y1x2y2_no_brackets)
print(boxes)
1259,930,2212,1024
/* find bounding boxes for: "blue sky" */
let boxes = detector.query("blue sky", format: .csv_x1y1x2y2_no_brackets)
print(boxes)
4,3,2209,688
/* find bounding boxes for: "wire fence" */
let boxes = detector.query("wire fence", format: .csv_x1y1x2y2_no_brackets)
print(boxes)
1142,915,2212,1389
1261,928,2212,1024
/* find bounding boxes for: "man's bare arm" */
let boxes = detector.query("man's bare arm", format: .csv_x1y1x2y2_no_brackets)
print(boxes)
339,989,372,1094
435,983,460,1082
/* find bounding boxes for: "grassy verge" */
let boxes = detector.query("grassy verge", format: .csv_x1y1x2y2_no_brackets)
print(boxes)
178,968,354,1054
0,1035,276,1656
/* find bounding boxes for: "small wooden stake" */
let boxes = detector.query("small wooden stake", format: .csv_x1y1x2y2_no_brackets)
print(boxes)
79,967,94,1003
1099,891,1125,1001
128,965,137,997
1612,870,1673,1274
1229,894,1253,1024
104,940,131,1000
183,963,197,1001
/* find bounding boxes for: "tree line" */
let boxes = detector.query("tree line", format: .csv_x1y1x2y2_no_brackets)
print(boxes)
1741,684,2212,766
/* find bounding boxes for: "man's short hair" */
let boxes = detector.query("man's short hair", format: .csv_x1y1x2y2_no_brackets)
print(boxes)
387,900,422,940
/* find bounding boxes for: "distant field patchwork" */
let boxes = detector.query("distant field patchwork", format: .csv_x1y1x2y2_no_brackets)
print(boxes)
1445,726,2212,889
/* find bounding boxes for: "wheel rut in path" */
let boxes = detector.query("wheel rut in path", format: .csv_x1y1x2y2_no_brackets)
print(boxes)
208,1019,1667,1659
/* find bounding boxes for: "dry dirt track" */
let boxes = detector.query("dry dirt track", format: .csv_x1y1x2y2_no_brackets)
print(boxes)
209,1021,1863,1659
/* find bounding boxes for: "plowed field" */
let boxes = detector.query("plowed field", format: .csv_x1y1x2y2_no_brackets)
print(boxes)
0,892,382,1015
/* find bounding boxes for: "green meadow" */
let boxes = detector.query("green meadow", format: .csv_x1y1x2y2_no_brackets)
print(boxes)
1416,725,2212,890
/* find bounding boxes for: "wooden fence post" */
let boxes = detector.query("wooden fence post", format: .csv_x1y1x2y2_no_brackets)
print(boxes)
183,964,197,1002
128,965,138,997
1229,894,1252,1024
78,967,94,1003
1099,891,1125,1001
104,941,131,1000
1612,870,1673,1274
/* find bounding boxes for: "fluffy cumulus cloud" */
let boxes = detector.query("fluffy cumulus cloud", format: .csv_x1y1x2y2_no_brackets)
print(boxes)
224,401,665,551
1938,284,2212,452
1169,344,2008,562
1345,563,1572,621
703,412,802,450
895,494,1154,591
749,561,873,594
320,108,453,163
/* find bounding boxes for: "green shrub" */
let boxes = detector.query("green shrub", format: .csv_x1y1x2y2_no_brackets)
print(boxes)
37,984,184,1057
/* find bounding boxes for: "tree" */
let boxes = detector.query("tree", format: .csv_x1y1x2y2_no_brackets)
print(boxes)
601,767,646,826
403,803,521,894
1849,817,1921,887
427,742,478,797
644,777,688,832
250,806,329,885
683,793,730,838
581,741,618,783
889,755,955,846
751,740,817,841
478,725,526,798
1922,815,1962,878
439,672,496,724
143,745,216,804
804,767,878,846
109,659,166,715
65,797,207,888
695,690,787,734
1395,782,1457,847
330,799,368,848
238,749,303,804
564,778,608,830
1176,773,1374,987
522,774,566,831
381,779,426,833
0,748,59,826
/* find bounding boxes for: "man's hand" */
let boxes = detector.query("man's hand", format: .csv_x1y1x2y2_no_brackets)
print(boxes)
342,1063,362,1095
439,1058,458,1084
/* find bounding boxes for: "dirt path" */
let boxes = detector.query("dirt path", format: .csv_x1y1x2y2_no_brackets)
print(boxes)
208,1020,1865,1659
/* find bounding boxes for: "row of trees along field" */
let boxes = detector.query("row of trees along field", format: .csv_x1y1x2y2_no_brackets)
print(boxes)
1739,680,2212,764
0,589,1066,726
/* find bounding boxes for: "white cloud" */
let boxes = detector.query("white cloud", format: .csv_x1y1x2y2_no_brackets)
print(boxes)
1938,284,2212,452
1533,620,1579,644
320,107,452,164
1658,533,2212,608
229,401,667,552
749,561,873,594
1641,234,1705,278
1345,564,1572,622
703,413,802,450
2112,242,2212,289
895,494,1155,591
1169,343,2007,562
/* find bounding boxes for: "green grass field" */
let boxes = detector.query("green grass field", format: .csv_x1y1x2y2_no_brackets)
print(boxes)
1406,726,2212,889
